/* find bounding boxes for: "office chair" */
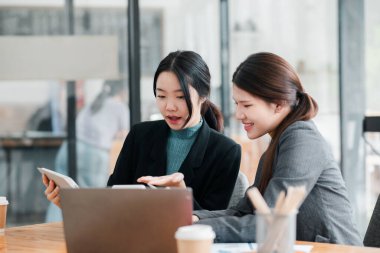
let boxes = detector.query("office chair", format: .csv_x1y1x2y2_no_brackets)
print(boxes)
228,171,250,208
364,194,380,247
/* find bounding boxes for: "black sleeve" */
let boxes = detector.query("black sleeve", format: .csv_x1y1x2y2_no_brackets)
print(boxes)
107,126,137,186
193,197,202,210
197,144,241,210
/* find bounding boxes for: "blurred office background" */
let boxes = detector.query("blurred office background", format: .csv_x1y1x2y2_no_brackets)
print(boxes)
0,0,379,238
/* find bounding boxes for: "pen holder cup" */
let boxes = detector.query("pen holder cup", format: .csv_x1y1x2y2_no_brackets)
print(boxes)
256,210,297,253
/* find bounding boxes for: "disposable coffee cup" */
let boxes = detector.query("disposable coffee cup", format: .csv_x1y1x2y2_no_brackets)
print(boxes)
0,197,9,234
175,224,215,253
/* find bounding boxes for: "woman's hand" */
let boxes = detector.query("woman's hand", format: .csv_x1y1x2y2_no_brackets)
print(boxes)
192,215,200,223
137,172,186,188
42,174,62,208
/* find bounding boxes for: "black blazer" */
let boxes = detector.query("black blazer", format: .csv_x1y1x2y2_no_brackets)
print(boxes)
107,120,241,210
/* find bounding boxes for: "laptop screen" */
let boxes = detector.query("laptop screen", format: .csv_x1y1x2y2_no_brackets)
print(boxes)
60,188,193,253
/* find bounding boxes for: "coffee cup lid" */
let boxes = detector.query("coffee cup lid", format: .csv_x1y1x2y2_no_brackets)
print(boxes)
175,224,215,240
0,197,9,205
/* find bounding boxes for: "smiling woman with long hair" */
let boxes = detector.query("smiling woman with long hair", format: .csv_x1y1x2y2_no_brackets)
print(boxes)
193,52,362,246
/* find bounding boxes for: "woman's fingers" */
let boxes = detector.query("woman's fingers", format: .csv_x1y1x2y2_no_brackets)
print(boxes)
44,180,62,208
136,176,154,183
149,175,176,185
42,174,49,187
44,180,55,196
45,182,59,200
137,173,186,188
138,175,173,185
149,173,186,188
172,172,184,182
51,194,61,208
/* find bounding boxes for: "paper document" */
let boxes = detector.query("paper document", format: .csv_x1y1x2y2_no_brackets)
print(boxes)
212,243,313,253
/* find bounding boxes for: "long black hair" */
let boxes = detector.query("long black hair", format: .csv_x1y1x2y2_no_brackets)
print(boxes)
232,52,318,193
153,50,223,132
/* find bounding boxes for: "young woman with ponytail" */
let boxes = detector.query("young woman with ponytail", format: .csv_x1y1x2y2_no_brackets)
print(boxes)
43,50,241,211
193,52,362,245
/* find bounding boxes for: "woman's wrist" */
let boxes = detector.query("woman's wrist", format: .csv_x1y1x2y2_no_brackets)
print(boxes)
192,215,200,223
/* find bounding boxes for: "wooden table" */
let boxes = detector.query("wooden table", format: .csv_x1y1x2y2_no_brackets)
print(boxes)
0,223,379,253
0,223,66,253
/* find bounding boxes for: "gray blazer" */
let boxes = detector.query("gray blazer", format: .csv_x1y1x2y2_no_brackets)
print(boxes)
195,120,362,246
364,194,380,247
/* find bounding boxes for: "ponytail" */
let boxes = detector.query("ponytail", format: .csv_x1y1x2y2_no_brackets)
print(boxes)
258,91,318,194
201,100,224,132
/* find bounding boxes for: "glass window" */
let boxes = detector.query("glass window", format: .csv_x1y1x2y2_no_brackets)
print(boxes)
139,0,221,121
364,0,380,231
0,1,130,225
0,2,67,226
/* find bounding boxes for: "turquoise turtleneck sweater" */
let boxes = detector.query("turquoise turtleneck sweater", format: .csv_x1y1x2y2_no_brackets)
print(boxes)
166,119,203,175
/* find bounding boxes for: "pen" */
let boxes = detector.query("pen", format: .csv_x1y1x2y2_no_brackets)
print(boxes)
146,184,157,189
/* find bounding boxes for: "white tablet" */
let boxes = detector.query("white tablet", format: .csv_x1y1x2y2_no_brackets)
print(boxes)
37,167,79,188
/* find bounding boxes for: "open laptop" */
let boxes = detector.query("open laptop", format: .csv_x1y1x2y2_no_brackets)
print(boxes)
60,188,193,253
